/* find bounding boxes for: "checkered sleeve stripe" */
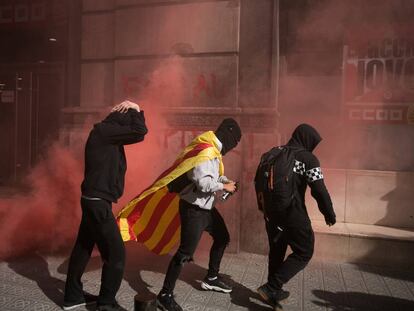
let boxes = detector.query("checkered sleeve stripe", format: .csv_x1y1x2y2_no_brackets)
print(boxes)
306,167,324,182
293,160,305,175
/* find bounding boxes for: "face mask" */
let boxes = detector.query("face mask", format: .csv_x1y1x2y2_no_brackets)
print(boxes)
215,118,241,155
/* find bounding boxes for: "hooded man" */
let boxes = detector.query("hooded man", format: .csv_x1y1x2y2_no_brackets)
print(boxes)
63,101,148,311
257,124,336,308
156,118,242,311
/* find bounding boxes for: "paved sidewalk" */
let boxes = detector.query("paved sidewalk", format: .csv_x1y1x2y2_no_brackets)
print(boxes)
1,245,413,311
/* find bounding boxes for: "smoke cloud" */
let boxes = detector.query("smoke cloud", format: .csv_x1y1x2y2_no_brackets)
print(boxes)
0,144,82,259
0,57,189,260
279,0,414,171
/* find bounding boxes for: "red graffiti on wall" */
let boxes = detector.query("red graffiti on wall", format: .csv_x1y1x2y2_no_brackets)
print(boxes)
121,72,225,101
193,73,224,100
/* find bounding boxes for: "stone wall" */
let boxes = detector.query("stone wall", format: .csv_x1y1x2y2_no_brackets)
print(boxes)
307,169,414,229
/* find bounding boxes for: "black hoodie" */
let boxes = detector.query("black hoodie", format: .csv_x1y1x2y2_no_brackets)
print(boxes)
81,109,148,203
285,124,336,227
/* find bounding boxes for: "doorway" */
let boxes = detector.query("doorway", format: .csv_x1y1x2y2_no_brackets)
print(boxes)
0,64,63,185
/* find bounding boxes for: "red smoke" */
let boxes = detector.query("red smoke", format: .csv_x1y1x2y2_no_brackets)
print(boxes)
0,144,83,260
0,58,187,260
116,57,188,210
279,0,414,171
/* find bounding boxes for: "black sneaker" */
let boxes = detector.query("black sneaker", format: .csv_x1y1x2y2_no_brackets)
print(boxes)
156,292,183,311
62,293,97,310
201,276,232,293
96,302,128,311
257,283,289,306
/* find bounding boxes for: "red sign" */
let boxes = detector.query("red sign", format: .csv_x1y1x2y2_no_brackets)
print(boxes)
344,24,414,124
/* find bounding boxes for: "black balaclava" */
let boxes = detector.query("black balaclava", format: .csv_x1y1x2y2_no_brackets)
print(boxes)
215,118,242,155
288,123,322,152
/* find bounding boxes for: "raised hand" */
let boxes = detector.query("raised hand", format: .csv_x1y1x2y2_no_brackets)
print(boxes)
111,100,140,113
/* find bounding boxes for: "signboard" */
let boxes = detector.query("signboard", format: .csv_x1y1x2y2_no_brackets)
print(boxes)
343,24,414,124
0,1,46,24
1,90,15,103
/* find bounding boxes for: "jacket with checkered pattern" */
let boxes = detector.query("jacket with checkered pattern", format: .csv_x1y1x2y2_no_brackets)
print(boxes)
285,124,336,228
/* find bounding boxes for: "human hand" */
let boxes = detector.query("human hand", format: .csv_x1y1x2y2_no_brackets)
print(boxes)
325,214,336,227
111,100,140,113
223,181,237,193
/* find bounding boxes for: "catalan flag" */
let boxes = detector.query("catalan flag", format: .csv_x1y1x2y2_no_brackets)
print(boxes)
117,131,224,255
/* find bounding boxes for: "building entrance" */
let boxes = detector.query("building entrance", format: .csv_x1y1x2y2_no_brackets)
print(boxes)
0,64,63,185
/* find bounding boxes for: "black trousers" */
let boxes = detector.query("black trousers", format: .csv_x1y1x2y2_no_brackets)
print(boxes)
266,218,314,290
64,198,125,305
162,200,230,293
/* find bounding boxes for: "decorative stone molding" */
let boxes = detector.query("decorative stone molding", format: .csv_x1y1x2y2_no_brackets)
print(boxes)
161,107,279,132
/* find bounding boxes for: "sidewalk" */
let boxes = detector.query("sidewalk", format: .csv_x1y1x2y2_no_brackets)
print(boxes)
1,245,413,311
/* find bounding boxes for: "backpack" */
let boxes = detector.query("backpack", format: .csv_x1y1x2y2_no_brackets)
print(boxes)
254,146,301,214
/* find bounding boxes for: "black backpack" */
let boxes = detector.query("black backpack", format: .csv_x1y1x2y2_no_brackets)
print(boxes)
254,146,301,214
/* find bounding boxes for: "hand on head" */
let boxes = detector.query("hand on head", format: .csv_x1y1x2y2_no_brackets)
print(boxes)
111,100,140,113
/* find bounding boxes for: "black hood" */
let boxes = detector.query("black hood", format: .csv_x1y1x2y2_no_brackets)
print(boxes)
215,118,242,155
101,109,136,126
288,123,322,152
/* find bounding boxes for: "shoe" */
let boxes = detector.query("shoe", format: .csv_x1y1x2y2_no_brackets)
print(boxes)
96,302,127,311
62,293,97,310
201,276,232,293
156,292,183,311
257,283,289,306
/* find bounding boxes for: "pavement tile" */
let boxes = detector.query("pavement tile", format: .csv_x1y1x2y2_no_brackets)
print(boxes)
1,251,414,311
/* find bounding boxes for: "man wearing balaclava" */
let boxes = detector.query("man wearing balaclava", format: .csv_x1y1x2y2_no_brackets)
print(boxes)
257,124,336,308
157,118,241,311
63,101,148,311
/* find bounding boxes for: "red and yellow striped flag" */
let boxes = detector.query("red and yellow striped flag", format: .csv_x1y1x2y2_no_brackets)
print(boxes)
117,131,224,255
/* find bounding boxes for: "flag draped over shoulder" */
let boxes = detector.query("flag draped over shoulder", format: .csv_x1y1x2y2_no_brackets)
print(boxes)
117,131,224,255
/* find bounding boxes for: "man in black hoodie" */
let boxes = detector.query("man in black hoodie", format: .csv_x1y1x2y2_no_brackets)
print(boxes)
63,101,148,311
257,124,336,308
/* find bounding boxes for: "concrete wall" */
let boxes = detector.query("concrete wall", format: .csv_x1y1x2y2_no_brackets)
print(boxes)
307,169,414,229
79,0,242,107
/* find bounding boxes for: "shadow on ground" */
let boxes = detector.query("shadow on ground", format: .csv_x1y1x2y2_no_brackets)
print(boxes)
312,289,414,311
123,245,272,311
57,244,272,310
355,263,414,283
7,252,64,306
7,253,96,310
7,252,95,310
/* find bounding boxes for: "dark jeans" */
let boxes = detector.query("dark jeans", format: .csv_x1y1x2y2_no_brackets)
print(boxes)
266,218,314,290
162,200,230,293
64,198,125,305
